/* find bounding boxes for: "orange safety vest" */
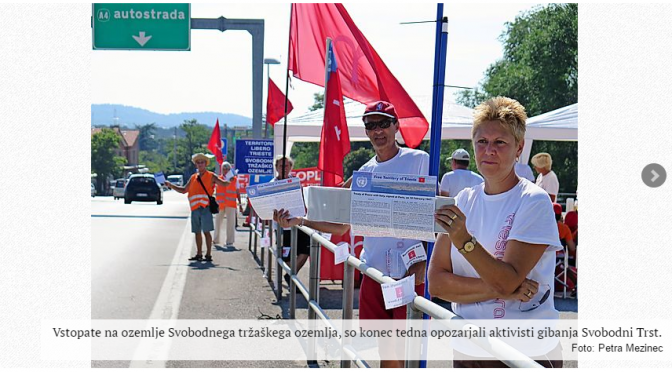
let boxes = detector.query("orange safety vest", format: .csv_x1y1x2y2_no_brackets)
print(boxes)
187,171,215,211
216,176,238,209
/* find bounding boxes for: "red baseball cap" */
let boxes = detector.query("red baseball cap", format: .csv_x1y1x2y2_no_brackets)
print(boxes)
552,203,563,214
362,101,398,120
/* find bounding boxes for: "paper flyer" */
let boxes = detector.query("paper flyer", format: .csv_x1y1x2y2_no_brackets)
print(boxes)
350,172,437,241
246,177,305,221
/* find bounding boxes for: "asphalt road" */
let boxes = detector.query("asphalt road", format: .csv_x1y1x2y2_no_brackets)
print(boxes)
92,191,188,320
91,191,304,368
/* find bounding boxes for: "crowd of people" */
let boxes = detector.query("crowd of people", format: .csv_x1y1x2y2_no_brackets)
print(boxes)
169,97,576,368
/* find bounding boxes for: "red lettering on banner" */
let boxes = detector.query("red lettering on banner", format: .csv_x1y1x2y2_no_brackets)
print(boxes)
293,167,322,187
238,174,250,193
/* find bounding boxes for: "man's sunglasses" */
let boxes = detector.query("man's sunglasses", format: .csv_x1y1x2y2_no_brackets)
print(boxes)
364,119,394,131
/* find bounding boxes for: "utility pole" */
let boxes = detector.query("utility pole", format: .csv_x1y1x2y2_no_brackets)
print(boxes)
263,57,281,138
173,126,177,173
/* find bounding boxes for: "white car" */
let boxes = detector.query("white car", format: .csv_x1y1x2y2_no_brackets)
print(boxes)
112,179,126,200
167,174,184,187
91,183,96,197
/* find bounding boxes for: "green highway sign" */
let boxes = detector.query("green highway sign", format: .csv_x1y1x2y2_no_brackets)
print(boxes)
92,3,191,51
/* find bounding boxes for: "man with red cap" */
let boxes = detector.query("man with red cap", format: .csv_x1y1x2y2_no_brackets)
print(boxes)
274,101,429,368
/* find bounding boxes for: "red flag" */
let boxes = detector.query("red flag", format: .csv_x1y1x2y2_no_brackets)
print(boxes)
289,3,429,148
266,78,294,126
319,42,350,187
207,119,224,165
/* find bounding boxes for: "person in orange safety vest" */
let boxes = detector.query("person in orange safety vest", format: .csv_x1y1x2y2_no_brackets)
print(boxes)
165,153,231,262
214,162,243,246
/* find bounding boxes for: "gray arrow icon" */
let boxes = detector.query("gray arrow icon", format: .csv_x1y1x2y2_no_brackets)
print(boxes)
132,31,152,47
642,163,666,188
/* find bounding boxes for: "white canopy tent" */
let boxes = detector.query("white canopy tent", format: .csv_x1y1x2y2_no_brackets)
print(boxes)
274,100,577,164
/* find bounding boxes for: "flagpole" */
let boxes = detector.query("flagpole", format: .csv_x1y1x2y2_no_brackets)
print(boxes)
419,4,449,369
280,3,294,179
320,37,333,187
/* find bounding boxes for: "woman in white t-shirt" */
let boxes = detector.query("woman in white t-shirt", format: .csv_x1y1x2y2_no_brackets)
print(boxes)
531,152,560,202
427,97,563,368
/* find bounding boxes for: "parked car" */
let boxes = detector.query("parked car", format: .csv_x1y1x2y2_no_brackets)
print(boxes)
112,178,126,200
167,174,184,187
91,183,96,197
124,174,163,205
107,180,116,196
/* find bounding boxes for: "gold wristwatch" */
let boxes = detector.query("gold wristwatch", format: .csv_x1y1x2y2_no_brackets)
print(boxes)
458,236,477,254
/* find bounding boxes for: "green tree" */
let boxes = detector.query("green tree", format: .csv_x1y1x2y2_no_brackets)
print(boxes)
139,150,170,174
457,4,577,115
290,142,319,169
136,123,158,151
112,156,127,179
91,128,122,193
289,92,326,169
180,119,212,175
309,92,324,111
343,146,375,179
456,3,577,194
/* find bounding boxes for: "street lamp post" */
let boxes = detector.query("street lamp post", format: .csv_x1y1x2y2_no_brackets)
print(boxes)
173,127,177,174
263,57,281,138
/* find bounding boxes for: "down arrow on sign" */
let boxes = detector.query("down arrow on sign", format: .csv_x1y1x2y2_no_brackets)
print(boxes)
132,31,152,47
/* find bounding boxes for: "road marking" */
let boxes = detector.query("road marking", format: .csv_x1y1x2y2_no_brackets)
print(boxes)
129,218,192,367
91,214,188,219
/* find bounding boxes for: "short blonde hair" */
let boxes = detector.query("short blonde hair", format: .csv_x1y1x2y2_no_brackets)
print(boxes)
531,152,553,171
274,155,294,167
472,96,527,144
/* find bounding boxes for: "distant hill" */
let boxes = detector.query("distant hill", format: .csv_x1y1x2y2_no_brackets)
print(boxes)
91,104,252,128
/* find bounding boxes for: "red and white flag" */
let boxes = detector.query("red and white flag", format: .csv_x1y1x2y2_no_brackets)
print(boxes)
319,42,350,186
289,3,429,148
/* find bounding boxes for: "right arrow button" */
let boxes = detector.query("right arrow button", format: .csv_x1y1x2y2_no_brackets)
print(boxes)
642,163,667,188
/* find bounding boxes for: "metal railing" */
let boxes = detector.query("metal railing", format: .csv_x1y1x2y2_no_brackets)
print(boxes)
246,209,274,286
246,219,544,368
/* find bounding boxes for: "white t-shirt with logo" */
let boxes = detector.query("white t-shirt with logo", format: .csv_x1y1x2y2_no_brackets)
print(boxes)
451,178,561,320
358,147,430,278
439,169,484,197
535,170,560,196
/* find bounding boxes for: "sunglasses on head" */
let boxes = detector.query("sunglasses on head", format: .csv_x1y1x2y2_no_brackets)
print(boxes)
364,118,394,131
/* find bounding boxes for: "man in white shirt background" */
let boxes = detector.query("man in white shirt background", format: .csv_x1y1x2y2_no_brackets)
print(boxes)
439,149,484,197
